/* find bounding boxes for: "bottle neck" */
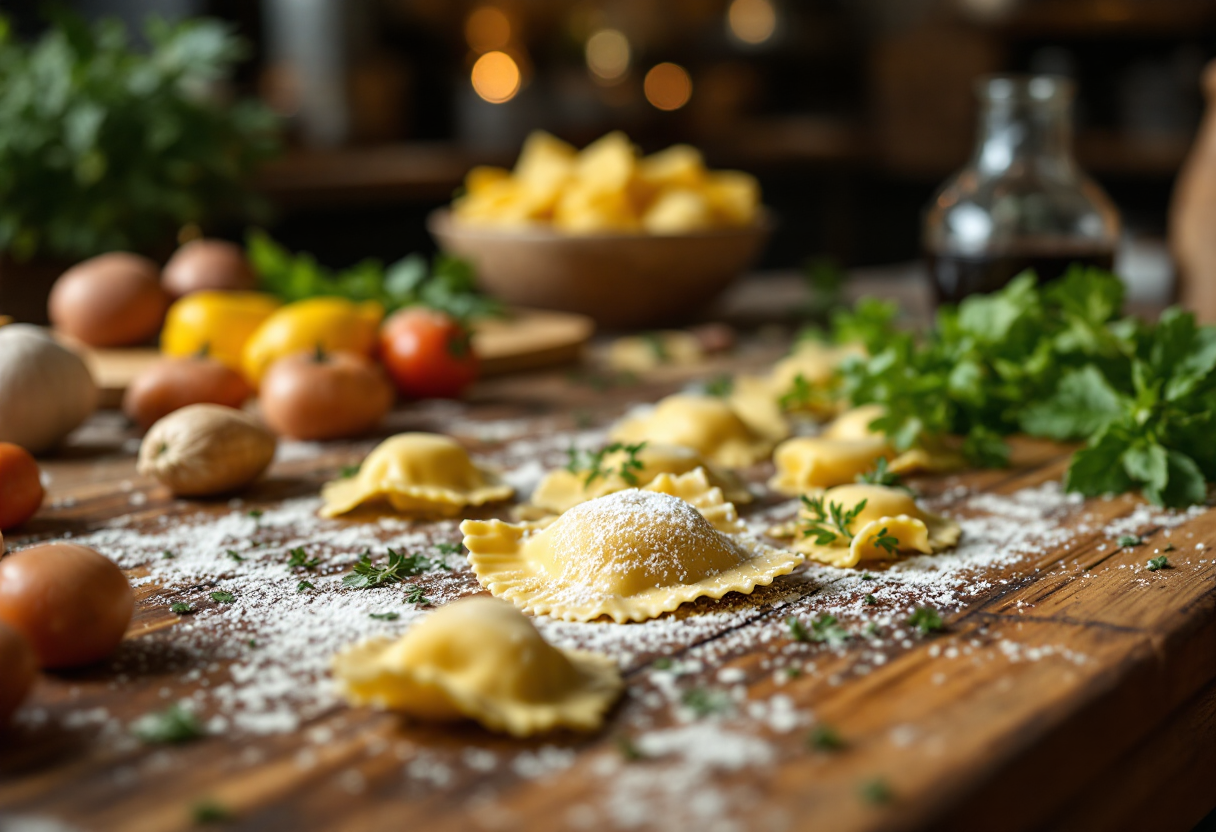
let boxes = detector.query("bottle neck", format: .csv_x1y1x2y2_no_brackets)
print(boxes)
973,99,1074,178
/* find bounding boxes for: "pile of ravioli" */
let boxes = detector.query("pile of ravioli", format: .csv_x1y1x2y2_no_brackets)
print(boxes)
324,342,964,739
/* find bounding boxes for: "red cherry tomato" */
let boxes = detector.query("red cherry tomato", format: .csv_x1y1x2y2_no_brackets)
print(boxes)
379,308,479,399
0,443,43,531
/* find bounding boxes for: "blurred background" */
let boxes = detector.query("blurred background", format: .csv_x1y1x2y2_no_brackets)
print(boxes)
3,0,1214,311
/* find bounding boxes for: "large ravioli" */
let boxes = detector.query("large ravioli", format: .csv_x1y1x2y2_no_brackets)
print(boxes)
331,597,622,736
768,483,961,569
463,478,802,623
320,433,513,518
526,442,752,518
609,394,773,468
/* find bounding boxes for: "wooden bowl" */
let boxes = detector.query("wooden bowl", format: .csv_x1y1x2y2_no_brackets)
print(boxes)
428,209,770,329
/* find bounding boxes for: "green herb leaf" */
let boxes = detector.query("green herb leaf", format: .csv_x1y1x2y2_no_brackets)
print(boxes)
285,547,321,571
339,464,361,479
171,602,194,615
863,594,876,605
434,542,462,556
296,580,315,593
342,549,444,589
225,550,245,563
210,591,235,604
681,688,731,718
191,799,233,824
369,612,400,621
1117,535,1142,548
404,584,430,606
1147,556,1169,571
703,374,734,397
859,777,893,805
615,734,646,761
857,457,901,488
132,703,205,744
868,528,899,556
906,606,944,635
786,615,811,642
162,550,176,560
808,724,845,751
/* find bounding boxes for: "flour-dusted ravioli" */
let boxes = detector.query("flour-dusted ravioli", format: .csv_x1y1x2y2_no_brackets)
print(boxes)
768,483,960,569
332,597,622,736
527,442,752,518
609,394,773,468
464,487,801,623
769,436,891,494
320,433,513,518
727,374,792,443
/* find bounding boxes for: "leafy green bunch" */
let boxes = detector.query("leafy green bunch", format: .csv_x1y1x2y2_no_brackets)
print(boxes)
248,230,502,320
835,266,1216,507
0,12,278,260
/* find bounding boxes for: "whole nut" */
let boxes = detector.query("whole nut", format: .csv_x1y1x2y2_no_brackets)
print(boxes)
138,404,276,496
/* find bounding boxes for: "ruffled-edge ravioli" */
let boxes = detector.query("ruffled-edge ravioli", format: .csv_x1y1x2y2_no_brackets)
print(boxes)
320,433,514,518
332,597,622,736
823,405,967,475
768,483,960,569
727,375,792,444
526,442,752,518
463,483,802,623
769,435,892,495
609,394,773,468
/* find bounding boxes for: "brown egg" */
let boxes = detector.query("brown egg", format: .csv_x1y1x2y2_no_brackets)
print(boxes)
259,349,394,441
162,239,258,298
0,621,36,728
123,354,253,432
0,543,134,668
49,253,169,347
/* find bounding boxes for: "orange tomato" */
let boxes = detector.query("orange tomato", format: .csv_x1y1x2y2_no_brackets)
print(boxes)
379,308,479,399
0,442,43,530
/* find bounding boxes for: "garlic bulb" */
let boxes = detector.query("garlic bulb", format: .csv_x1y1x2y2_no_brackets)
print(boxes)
138,404,276,496
0,325,98,454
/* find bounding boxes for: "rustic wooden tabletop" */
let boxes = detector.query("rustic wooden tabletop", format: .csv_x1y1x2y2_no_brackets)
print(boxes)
0,297,1214,832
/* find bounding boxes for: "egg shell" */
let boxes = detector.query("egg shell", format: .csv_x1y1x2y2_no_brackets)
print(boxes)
49,253,169,347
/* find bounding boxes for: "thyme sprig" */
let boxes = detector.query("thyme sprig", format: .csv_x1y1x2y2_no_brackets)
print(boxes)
800,495,868,545
565,441,648,488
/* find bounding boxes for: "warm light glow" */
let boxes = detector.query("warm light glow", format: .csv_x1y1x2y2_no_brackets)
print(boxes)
728,0,777,45
471,51,521,103
465,6,512,54
644,63,692,111
585,28,631,82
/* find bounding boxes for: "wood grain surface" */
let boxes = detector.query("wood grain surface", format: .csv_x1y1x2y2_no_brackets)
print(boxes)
0,350,1213,832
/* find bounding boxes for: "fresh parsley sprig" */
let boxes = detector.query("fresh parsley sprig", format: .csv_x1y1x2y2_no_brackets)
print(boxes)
565,441,648,488
342,549,447,589
800,495,867,545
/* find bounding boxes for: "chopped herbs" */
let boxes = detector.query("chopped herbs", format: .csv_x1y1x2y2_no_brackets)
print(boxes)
339,464,361,479
225,550,245,563
857,458,902,488
789,614,849,646
681,687,731,718
615,733,646,761
868,527,899,556
864,622,881,637
907,606,944,635
861,573,874,581
566,441,648,487
209,591,235,604
404,584,431,606
652,657,673,670
1118,535,1142,548
808,724,845,751
863,594,877,605
800,495,867,545
784,666,802,679
703,374,734,397
1164,542,1177,552
369,612,400,621
434,542,462,556
285,547,321,571
786,615,811,642
131,703,205,744
247,639,258,649
342,549,445,589
1147,556,1170,571
296,580,315,593
247,509,263,521
170,602,194,615
162,550,176,560
859,777,893,805
191,799,233,824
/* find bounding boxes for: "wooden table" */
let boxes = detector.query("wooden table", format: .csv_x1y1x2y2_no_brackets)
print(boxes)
1,342,1214,832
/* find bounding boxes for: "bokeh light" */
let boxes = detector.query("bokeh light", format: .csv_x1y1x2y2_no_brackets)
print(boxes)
644,63,693,111
465,6,512,54
727,0,777,45
471,51,521,103
585,28,631,82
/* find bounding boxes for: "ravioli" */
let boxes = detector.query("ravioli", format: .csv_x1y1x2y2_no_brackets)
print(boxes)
767,483,960,568
607,331,703,373
822,405,968,475
727,375,792,443
527,442,752,517
320,433,513,518
332,597,622,736
609,394,773,468
767,341,865,417
463,486,802,623
769,436,891,494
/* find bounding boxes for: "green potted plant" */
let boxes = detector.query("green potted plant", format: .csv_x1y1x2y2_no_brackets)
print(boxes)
0,12,278,322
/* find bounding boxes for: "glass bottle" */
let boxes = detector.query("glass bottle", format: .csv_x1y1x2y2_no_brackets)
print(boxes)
924,75,1121,303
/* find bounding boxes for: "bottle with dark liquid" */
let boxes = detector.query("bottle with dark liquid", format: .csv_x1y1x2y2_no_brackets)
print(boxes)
924,76,1121,304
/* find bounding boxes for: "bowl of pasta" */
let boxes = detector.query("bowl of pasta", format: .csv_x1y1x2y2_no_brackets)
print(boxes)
429,131,770,329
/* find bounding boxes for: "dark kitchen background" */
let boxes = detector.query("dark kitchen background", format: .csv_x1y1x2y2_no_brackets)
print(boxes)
6,0,1213,302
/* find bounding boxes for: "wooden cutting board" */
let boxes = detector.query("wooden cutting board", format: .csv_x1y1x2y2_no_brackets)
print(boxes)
78,307,594,408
